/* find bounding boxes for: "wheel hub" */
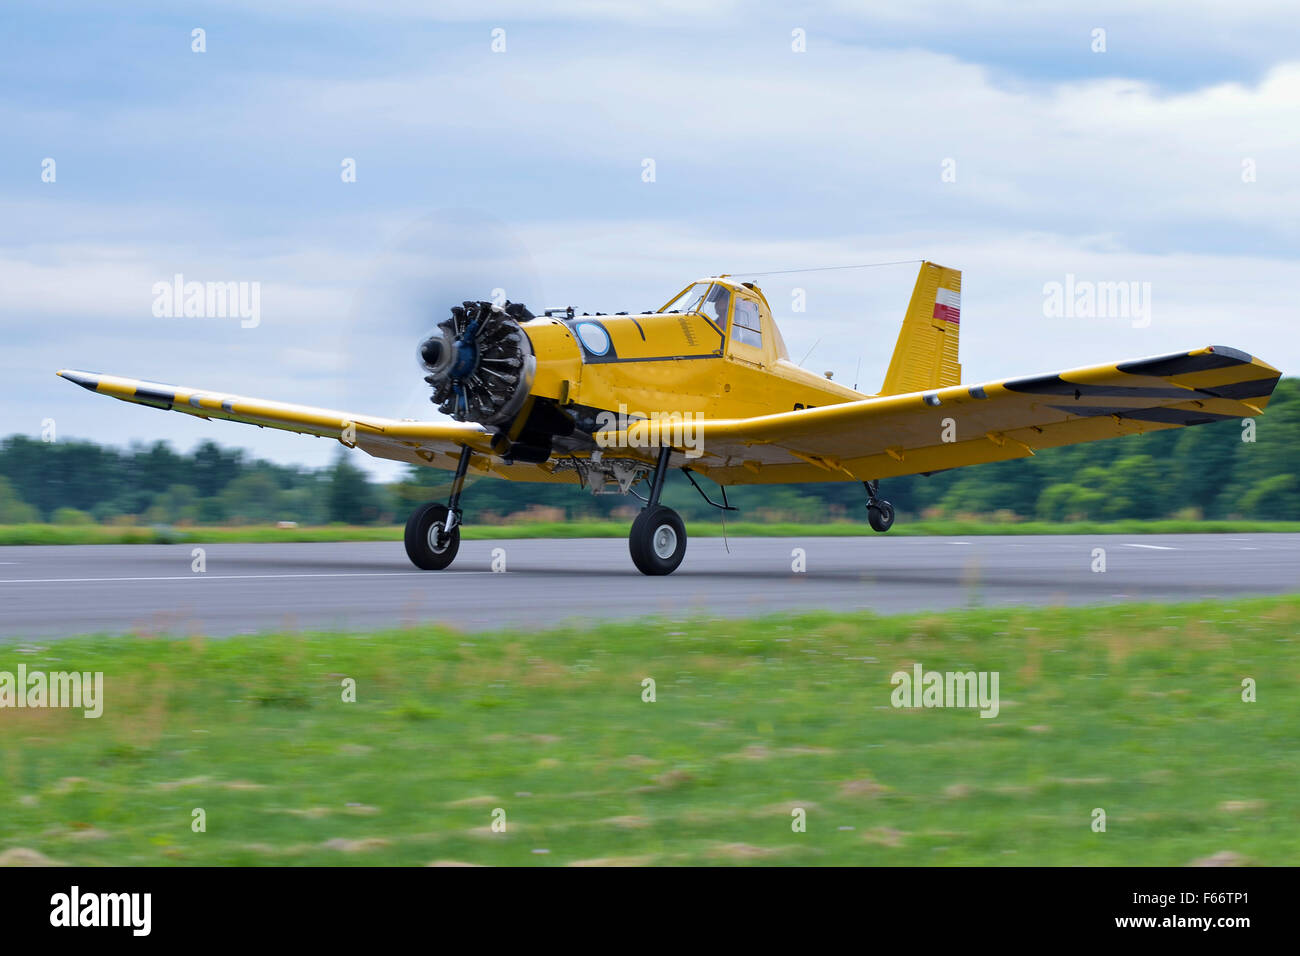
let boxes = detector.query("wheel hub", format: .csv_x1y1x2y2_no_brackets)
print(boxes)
426,523,450,553
652,524,677,559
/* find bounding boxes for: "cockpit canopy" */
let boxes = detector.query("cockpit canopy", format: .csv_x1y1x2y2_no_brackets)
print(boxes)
659,279,787,360
659,282,729,324
659,282,705,313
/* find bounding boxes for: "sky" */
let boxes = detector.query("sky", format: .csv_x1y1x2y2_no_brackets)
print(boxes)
3,0,1298,479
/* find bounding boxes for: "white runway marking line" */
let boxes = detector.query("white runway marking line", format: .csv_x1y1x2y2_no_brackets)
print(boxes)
1122,543,1178,551
0,571,491,585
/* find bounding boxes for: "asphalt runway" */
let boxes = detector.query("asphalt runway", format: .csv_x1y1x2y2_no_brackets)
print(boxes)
1,534,1297,639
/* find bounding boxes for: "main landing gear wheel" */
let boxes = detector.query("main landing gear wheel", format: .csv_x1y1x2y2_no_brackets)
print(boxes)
629,505,687,576
628,445,688,575
404,445,474,571
405,502,460,570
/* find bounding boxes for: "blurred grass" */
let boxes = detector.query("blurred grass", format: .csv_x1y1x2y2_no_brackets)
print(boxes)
1,597,1296,866
3,518,1300,545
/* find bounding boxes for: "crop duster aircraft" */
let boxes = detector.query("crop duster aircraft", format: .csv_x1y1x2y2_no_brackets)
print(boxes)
59,262,1281,574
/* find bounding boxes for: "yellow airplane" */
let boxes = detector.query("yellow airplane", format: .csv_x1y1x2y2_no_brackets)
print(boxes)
58,262,1281,575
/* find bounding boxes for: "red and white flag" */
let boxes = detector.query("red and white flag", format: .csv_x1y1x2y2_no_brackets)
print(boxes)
933,286,960,325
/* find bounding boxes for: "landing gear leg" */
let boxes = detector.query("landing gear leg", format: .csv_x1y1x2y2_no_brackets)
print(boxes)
864,479,895,533
404,445,473,570
629,446,687,575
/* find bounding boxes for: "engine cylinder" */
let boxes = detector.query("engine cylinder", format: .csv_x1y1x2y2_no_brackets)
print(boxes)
418,300,536,426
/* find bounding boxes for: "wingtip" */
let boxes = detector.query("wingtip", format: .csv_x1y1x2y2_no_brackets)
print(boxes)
1204,345,1253,362
57,369,101,391
1206,345,1281,376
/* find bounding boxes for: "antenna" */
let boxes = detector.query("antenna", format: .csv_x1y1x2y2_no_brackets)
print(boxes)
798,338,821,366
853,356,862,391
732,258,923,278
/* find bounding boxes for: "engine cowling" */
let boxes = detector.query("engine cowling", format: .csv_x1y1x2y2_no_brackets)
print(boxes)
418,300,536,426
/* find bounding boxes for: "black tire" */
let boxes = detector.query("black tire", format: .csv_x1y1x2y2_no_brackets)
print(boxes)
867,500,895,533
629,505,687,575
404,502,461,570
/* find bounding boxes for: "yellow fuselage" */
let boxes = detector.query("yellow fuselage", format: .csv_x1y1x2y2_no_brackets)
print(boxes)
523,278,862,426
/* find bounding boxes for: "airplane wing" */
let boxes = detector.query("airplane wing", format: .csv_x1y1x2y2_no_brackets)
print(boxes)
678,345,1282,485
54,370,576,483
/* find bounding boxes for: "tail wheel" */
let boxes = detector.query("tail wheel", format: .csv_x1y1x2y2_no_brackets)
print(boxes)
629,505,687,575
404,502,461,570
866,500,895,533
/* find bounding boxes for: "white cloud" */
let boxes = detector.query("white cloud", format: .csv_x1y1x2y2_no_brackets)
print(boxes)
30,38,1292,246
5,17,1298,480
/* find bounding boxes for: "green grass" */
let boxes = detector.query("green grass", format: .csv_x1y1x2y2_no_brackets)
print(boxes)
3,517,1299,546
2,597,1297,866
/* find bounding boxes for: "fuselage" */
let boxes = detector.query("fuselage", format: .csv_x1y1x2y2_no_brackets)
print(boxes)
416,276,870,469
523,277,864,430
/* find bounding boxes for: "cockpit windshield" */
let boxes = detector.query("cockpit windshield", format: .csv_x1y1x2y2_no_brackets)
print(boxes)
703,284,731,328
659,282,709,315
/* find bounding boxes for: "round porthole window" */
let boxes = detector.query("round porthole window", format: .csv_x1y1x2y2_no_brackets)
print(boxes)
575,321,611,356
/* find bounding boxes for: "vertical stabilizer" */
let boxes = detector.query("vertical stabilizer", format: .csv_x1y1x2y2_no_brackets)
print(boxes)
879,261,961,395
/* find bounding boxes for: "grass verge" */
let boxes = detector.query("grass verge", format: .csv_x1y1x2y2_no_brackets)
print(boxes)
2,518,1299,546
1,597,1296,865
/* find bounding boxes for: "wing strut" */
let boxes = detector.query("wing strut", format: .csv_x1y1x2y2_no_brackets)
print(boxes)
682,467,739,512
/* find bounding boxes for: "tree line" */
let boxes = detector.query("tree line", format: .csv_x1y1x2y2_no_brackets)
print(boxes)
2,378,1296,525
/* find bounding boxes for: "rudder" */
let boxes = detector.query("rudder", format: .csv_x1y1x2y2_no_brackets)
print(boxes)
879,261,961,395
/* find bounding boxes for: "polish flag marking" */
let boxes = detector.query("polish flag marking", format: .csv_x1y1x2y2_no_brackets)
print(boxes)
933,286,961,325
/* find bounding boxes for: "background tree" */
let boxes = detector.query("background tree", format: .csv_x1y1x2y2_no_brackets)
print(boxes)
2,378,1296,525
